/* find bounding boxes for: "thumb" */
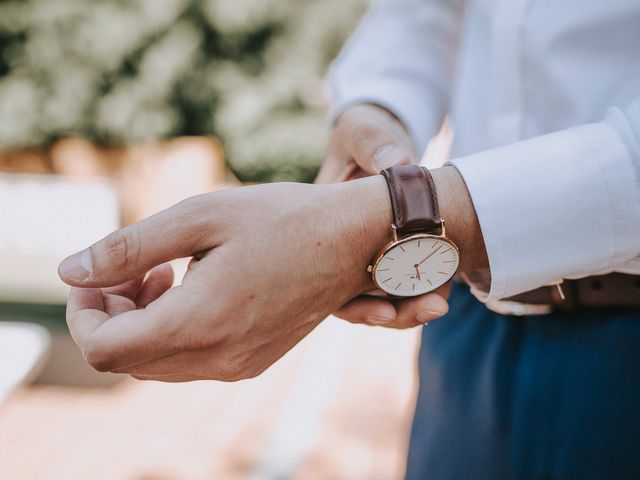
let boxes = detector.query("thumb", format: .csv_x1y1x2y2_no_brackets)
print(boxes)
58,198,210,287
349,125,414,173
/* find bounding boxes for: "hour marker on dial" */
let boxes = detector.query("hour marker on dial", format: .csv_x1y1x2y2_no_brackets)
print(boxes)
371,235,459,297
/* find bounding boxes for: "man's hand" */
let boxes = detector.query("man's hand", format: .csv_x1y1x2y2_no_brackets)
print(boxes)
316,103,451,329
315,104,415,183
60,177,450,381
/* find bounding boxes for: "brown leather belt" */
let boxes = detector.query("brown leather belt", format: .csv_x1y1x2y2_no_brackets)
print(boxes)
485,273,640,316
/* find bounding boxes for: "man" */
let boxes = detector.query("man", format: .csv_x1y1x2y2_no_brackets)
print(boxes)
59,0,640,478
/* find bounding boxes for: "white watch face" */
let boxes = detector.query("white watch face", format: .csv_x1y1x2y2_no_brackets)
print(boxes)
372,235,459,297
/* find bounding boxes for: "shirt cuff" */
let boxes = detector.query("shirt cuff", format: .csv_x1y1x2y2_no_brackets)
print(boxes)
448,122,640,301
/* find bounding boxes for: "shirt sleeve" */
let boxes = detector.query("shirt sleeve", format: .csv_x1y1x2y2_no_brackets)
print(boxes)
448,97,640,301
328,0,466,156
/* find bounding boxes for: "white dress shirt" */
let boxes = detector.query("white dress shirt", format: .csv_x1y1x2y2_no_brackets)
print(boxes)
329,0,640,301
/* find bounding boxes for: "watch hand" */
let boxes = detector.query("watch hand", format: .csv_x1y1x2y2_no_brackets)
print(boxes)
415,265,421,281
417,245,442,266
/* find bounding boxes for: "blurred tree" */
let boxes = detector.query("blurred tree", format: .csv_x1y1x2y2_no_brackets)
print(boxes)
0,0,368,182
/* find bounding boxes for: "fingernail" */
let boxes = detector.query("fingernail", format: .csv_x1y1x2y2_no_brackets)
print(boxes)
59,248,92,282
372,144,406,171
366,314,394,325
416,296,449,323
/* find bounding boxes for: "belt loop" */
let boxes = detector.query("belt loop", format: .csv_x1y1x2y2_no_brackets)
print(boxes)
552,280,578,312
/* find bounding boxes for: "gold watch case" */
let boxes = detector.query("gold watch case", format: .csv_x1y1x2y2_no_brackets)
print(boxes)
367,225,460,297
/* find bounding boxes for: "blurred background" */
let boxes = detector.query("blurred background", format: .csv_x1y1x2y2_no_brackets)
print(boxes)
0,1,425,478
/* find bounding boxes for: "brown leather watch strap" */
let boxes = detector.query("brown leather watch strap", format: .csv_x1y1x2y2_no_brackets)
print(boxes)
381,165,443,237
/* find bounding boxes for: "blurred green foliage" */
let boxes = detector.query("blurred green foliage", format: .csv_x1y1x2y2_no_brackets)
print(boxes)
0,0,367,182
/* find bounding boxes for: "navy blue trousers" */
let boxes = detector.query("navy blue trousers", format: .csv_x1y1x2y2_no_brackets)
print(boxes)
406,281,640,480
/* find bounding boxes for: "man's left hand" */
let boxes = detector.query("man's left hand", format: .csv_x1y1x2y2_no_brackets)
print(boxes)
59,177,450,381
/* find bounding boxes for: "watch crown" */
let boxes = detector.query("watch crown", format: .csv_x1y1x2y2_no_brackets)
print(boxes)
366,265,373,273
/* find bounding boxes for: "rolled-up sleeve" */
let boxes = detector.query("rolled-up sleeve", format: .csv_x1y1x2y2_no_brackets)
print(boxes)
329,0,466,156
449,97,640,301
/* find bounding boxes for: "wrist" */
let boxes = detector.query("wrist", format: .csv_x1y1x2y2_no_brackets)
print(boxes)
431,166,488,272
325,165,488,296
331,175,393,293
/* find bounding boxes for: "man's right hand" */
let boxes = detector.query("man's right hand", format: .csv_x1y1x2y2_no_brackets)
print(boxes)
315,104,416,183
316,103,452,329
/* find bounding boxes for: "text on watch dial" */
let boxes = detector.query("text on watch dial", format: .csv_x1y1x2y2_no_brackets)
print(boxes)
375,236,459,296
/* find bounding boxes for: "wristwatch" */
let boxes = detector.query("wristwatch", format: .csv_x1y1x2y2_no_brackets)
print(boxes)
367,165,460,297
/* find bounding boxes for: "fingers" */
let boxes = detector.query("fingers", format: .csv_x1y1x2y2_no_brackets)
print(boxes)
115,348,256,383
58,196,214,288
335,295,397,325
340,104,415,173
315,104,416,184
66,287,110,347
350,128,413,173
335,290,449,329
101,276,144,316
315,155,351,184
67,266,173,336
114,350,208,380
136,263,174,308
130,373,209,383
393,293,449,328
66,286,189,372
101,276,144,301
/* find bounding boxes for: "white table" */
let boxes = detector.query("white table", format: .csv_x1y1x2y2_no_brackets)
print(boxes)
0,321,51,404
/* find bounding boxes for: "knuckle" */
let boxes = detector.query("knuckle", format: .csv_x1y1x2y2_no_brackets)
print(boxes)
99,227,140,272
177,193,215,220
351,122,381,151
212,352,261,382
216,360,244,382
180,332,211,352
175,195,218,253
175,195,201,217
83,342,115,372
244,364,268,380
176,321,222,352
